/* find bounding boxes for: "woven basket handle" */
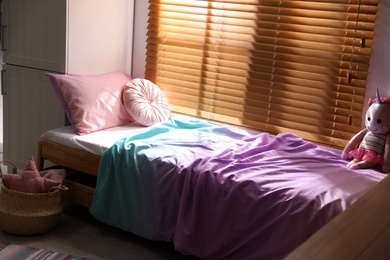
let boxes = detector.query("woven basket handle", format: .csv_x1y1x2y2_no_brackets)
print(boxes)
0,160,18,182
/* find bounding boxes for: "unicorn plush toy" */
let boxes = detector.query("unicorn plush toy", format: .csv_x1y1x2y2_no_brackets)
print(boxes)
342,87,390,173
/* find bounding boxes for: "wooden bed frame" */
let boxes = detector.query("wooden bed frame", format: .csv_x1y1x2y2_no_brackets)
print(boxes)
38,138,390,258
37,140,101,208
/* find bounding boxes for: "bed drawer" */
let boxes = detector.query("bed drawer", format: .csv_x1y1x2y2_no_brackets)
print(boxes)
64,172,96,208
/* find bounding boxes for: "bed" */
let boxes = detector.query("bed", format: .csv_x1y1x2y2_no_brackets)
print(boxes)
37,114,386,259
37,121,146,207
38,72,386,259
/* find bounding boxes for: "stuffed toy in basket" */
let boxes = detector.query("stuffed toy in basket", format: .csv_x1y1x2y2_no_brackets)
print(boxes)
0,157,67,235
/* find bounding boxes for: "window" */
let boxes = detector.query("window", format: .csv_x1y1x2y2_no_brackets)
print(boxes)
146,0,378,148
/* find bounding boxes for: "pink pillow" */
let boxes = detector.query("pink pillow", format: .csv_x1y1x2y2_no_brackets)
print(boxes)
2,156,62,193
47,72,134,135
123,79,170,126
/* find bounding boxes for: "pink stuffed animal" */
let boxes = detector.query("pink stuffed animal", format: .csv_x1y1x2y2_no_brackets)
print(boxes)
342,87,390,173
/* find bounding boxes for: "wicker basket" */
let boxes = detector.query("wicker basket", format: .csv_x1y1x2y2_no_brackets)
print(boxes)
0,160,67,235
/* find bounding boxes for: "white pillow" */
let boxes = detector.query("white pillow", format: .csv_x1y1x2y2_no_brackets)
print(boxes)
123,78,170,126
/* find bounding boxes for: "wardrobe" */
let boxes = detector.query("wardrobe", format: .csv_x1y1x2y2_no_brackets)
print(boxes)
1,0,133,169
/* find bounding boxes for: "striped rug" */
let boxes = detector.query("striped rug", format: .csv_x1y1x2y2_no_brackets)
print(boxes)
0,240,94,260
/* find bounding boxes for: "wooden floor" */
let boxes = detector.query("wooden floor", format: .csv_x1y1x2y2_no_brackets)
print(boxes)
0,203,197,260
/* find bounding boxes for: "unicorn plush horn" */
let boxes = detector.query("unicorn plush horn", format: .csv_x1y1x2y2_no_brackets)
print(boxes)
376,86,382,104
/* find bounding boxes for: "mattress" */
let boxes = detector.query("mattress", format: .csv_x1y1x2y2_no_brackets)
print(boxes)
39,122,147,155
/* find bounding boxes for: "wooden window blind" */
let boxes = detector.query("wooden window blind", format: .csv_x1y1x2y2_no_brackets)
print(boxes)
145,0,378,148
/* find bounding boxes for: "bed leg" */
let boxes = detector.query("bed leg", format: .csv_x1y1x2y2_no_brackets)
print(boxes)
37,142,44,171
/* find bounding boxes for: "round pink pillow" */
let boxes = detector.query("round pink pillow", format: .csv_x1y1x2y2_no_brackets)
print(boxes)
123,78,170,126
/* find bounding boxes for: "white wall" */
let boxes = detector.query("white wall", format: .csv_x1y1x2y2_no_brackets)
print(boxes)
132,1,148,78
365,0,390,109
131,1,390,126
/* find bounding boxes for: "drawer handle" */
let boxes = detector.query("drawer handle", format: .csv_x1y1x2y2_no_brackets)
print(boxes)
1,25,6,51
1,69,6,95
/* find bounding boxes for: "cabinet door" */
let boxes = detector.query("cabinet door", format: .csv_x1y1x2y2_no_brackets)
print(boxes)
2,0,66,72
3,65,65,169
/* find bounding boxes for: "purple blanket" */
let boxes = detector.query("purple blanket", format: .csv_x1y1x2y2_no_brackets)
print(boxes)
90,115,385,259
